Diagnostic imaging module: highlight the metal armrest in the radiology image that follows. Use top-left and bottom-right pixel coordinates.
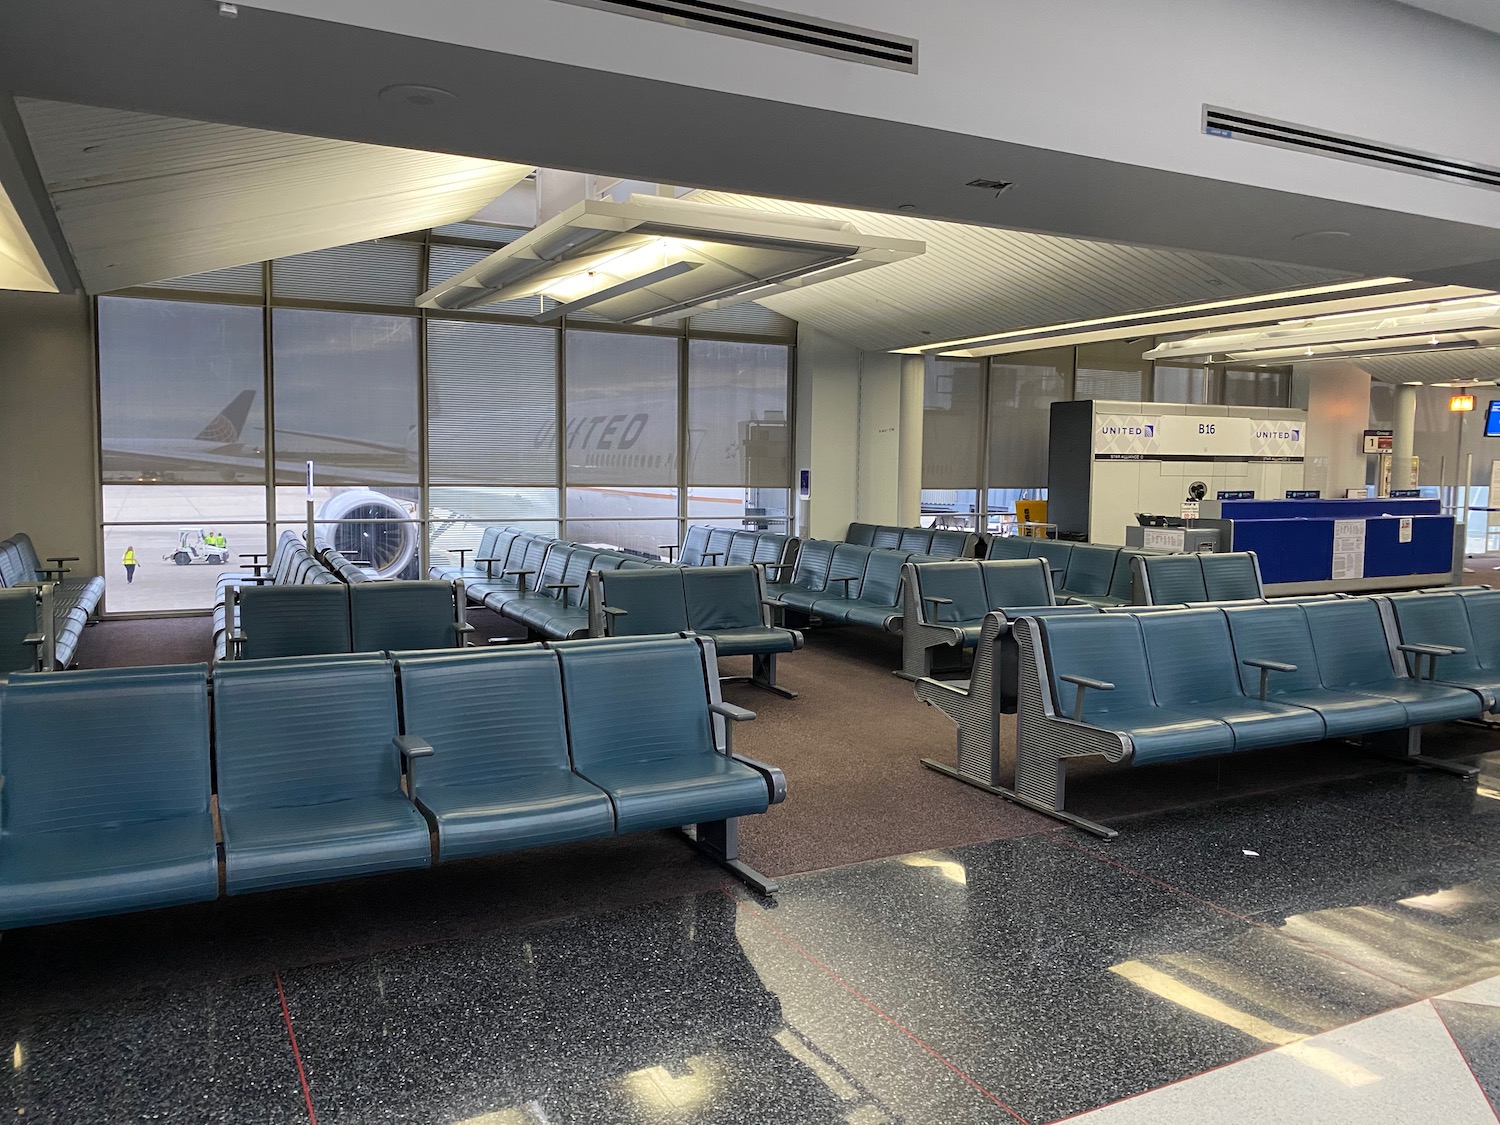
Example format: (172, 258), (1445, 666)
(659, 544), (680, 563)
(451, 547), (472, 569)
(757, 561), (794, 577)
(1059, 672), (1114, 721)
(502, 567), (536, 593)
(239, 552), (267, 563)
(827, 576), (858, 595)
(546, 582), (579, 593)
(394, 734), (434, 759)
(48, 556), (79, 566)
(731, 752), (787, 804)
(1398, 642), (1463, 680)
(602, 604), (627, 637)
(22, 632), (43, 647)
(36, 567), (69, 580)
(704, 551), (723, 565)
(1242, 657), (1296, 701)
(709, 699), (756, 757)
(474, 554), (505, 577)
(922, 594), (953, 623)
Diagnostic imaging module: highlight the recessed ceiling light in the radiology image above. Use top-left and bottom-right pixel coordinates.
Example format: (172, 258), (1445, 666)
(377, 84), (458, 109)
(1291, 230), (1351, 242)
(897, 203), (916, 211)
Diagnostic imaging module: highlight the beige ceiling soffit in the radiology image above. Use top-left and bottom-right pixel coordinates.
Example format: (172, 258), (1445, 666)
(0, 181), (56, 292)
(18, 99), (534, 292)
(418, 194), (924, 324)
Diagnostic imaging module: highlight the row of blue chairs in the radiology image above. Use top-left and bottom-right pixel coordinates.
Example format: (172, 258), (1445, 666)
(845, 522), (978, 558)
(0, 532), (101, 668)
(664, 525), (797, 569)
(986, 537), (1164, 606)
(976, 595), (1488, 836)
(0, 634), (788, 931)
(763, 540), (937, 635)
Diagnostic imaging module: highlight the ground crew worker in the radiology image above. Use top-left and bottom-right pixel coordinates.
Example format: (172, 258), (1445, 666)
(123, 545), (138, 584)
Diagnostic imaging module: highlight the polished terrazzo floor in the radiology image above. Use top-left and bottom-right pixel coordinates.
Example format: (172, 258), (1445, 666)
(8, 753), (1500, 1123)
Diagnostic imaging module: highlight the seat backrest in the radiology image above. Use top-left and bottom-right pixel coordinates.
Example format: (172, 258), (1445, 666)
(496, 532), (534, 573)
(1386, 592), (1484, 676)
(534, 543), (573, 593)
(1302, 598), (1398, 689)
(515, 536), (552, 577)
(1201, 552), (1263, 601)
(554, 549), (599, 607)
(0, 587), (40, 673)
(1, 664), (212, 834)
(554, 636), (713, 774)
(846, 522), (877, 546)
(824, 543), (873, 600)
(857, 550), (909, 607)
(1061, 544), (1117, 597)
(870, 526), (903, 549)
(898, 527), (936, 552)
(683, 566), (764, 632)
(910, 561), (990, 623)
(1222, 603), (1325, 695)
(214, 657), (400, 811)
(238, 583), (351, 659)
(981, 559), (1051, 610)
(349, 581), (456, 652)
(1140, 555), (1208, 604)
(751, 533), (789, 565)
(927, 530), (971, 559)
(1028, 541), (1074, 580)
(1457, 589), (1500, 672)
(1108, 549), (1148, 603)
(679, 525), (712, 567)
(6, 533), (41, 579)
(724, 531), (758, 566)
(704, 527), (737, 564)
(395, 645), (570, 788)
(1036, 614), (1155, 719)
(1138, 608), (1244, 706)
(597, 568), (690, 635)
(986, 536), (1034, 561)
(789, 539), (836, 589)
(475, 526), (502, 564)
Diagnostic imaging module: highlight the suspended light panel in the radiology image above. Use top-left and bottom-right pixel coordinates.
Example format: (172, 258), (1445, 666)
(417, 195), (924, 324)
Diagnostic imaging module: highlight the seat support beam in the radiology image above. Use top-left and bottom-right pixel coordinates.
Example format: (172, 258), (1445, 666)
(682, 820), (778, 895)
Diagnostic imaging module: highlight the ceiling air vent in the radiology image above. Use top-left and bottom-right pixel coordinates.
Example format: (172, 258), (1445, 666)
(1203, 106), (1500, 191)
(551, 0), (917, 71)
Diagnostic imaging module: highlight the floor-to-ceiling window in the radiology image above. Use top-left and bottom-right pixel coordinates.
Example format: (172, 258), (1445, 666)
(93, 231), (795, 614)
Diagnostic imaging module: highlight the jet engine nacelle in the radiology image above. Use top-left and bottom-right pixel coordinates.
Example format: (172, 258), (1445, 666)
(316, 489), (419, 579)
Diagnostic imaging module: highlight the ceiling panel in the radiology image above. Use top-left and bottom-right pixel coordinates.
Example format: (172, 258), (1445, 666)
(1359, 348), (1500, 384)
(689, 190), (1352, 352)
(17, 97), (533, 292)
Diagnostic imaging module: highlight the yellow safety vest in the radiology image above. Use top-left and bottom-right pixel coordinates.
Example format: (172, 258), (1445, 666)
(123, 549), (137, 565)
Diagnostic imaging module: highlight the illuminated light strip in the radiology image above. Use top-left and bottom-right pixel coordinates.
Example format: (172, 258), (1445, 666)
(893, 277), (1416, 355)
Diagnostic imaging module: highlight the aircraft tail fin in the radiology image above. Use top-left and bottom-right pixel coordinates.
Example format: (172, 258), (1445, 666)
(195, 390), (256, 443)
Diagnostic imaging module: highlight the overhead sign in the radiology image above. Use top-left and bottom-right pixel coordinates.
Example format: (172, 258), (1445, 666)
(1363, 429), (1394, 454)
(1096, 413), (1304, 462)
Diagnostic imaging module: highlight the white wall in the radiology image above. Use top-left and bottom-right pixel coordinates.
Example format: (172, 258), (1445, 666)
(794, 325), (860, 540)
(855, 350), (901, 527)
(0, 290), (98, 572)
(1296, 362), (1373, 498)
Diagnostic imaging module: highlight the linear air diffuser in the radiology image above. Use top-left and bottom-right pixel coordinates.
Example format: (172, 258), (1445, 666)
(1203, 106), (1500, 191)
(551, 0), (917, 71)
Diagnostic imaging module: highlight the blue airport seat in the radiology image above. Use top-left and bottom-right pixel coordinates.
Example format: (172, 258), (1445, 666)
(1135, 553), (1208, 604)
(927, 530), (974, 558)
(1200, 552), (1264, 601)
(725, 531), (759, 566)
(553, 636), (771, 835)
(674, 525), (712, 567)
(898, 527), (935, 552)
(214, 657), (431, 894)
(985, 536), (1034, 561)
(1383, 592), (1496, 711)
(870, 526), (903, 550)
(766, 539), (836, 609)
(845, 522), (877, 547)
(814, 549), (909, 631)
(595, 567), (690, 636)
(349, 580), (467, 652)
(1056, 543), (1117, 602)
(0, 665), (218, 929)
(0, 587), (45, 674)
(233, 582), (351, 659)
(394, 646), (615, 862)
(703, 527), (736, 566)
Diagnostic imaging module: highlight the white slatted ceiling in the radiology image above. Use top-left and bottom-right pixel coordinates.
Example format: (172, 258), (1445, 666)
(1359, 348), (1500, 384)
(18, 98), (533, 293)
(688, 190), (1350, 352)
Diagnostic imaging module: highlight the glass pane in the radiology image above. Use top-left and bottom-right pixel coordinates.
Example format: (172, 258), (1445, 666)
(1223, 368), (1292, 407)
(565, 519), (675, 560)
(988, 347), (1069, 490)
(686, 486), (790, 529)
(430, 486), (559, 568)
(98, 297), (266, 483)
(104, 522), (267, 614)
(428, 319), (558, 485)
(272, 238), (422, 305)
(983, 488), (1047, 536)
(923, 358), (983, 490)
(272, 309), (419, 485)
(686, 339), (790, 487)
(103, 484), (267, 527)
(274, 484), (420, 579)
(686, 301), (796, 339)
(566, 486), (677, 520)
(1154, 365), (1213, 404)
(151, 262), (264, 297)
(1076, 339), (1149, 401)
(564, 330), (679, 486)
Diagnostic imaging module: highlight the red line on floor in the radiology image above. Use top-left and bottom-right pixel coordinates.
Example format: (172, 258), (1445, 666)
(1431, 999), (1500, 1123)
(275, 970), (319, 1125)
(727, 891), (1032, 1125)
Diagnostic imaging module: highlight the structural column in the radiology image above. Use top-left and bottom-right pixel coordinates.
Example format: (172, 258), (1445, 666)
(1391, 383), (1418, 492)
(897, 355), (925, 527)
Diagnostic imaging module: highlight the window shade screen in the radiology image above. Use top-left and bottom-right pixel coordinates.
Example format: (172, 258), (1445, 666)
(151, 262), (265, 297)
(922, 358), (983, 490)
(427, 319), (559, 485)
(272, 239), (422, 305)
(989, 347), (1069, 489)
(1075, 339), (1149, 401)
(686, 301), (796, 339)
(98, 297), (267, 483)
(564, 330), (679, 486)
(686, 339), (789, 487)
(271, 309), (419, 485)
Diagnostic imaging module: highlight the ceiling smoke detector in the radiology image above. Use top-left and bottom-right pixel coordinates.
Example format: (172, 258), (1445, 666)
(377, 84), (459, 109)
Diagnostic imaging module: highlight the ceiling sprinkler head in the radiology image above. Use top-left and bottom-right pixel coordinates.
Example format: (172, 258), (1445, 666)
(218, 2), (238, 16)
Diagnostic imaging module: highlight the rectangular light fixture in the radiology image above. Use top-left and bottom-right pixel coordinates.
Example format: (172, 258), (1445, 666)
(1451, 393), (1476, 412)
(418, 195), (924, 324)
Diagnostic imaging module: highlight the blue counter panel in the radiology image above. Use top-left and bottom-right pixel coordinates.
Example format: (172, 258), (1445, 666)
(1363, 515), (1455, 578)
(1229, 520), (1333, 584)
(1219, 498), (1440, 521)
